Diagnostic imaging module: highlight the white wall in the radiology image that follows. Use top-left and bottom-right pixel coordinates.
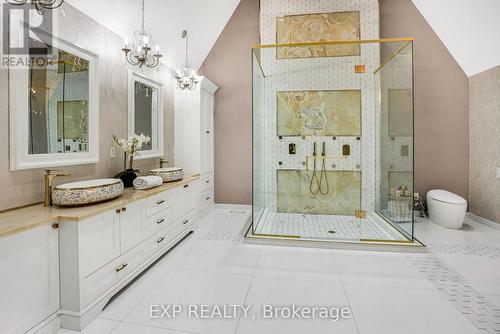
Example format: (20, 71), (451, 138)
(411, 0), (500, 76)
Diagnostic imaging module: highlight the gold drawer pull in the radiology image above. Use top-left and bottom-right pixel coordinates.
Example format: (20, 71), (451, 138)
(156, 200), (165, 205)
(183, 219), (189, 225)
(157, 218), (165, 225)
(157, 237), (165, 244)
(115, 263), (128, 272)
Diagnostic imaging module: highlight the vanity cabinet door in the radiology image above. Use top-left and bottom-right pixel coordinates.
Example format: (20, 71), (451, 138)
(200, 89), (214, 175)
(120, 200), (151, 253)
(0, 224), (59, 334)
(79, 210), (121, 278)
(204, 91), (214, 173)
(172, 181), (197, 219)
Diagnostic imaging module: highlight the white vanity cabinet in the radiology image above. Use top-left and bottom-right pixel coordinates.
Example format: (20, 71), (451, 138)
(58, 179), (199, 331)
(0, 224), (60, 334)
(175, 78), (218, 218)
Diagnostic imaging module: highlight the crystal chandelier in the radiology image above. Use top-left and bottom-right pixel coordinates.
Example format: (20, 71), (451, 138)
(6, 0), (64, 15)
(175, 30), (202, 90)
(121, 0), (162, 69)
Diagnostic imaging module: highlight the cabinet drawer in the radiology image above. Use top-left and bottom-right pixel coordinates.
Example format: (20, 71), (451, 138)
(200, 173), (214, 192)
(199, 188), (214, 213)
(175, 209), (197, 233)
(200, 188), (214, 205)
(143, 222), (180, 259)
(148, 209), (197, 259)
(146, 206), (172, 232)
(146, 191), (170, 218)
(81, 244), (145, 307)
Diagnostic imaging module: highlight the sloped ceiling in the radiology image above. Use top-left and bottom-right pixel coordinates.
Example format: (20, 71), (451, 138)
(66, 0), (241, 71)
(411, 0), (500, 77)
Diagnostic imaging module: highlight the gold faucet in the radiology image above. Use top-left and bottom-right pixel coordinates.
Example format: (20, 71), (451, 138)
(159, 158), (167, 168)
(44, 170), (71, 207)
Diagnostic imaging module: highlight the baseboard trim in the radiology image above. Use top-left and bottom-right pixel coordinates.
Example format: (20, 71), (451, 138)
(466, 212), (500, 231)
(215, 203), (252, 210)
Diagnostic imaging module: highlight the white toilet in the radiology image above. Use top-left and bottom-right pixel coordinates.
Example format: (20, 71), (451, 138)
(426, 189), (467, 229)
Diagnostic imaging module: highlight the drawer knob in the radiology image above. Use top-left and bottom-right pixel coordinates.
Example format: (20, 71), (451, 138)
(157, 237), (166, 244)
(115, 263), (128, 272)
(205, 197), (210, 200)
(157, 218), (165, 225)
(183, 184), (189, 188)
(205, 180), (210, 183)
(156, 200), (165, 205)
(183, 219), (189, 225)
(116, 209), (121, 214)
(121, 207), (127, 212)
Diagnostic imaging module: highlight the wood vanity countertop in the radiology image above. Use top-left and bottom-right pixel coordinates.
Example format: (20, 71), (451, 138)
(0, 175), (200, 238)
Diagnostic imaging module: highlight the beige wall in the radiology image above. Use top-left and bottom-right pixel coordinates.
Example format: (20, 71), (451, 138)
(380, 0), (470, 200)
(469, 66), (500, 223)
(0, 4), (175, 211)
(199, 0), (260, 205)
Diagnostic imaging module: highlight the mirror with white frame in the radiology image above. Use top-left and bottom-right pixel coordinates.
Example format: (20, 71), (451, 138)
(127, 71), (163, 159)
(9, 33), (99, 171)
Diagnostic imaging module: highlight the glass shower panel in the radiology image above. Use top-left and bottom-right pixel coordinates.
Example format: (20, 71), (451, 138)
(252, 40), (414, 243)
(252, 49), (266, 233)
(375, 41), (414, 239)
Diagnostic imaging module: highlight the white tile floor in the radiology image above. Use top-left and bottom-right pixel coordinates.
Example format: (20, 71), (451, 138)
(254, 209), (405, 241)
(56, 209), (500, 334)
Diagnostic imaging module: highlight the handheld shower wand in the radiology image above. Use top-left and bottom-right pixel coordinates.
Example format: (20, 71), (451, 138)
(309, 142), (320, 195)
(318, 142), (329, 195)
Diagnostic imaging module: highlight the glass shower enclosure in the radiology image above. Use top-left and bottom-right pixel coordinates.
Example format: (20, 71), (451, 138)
(250, 38), (417, 245)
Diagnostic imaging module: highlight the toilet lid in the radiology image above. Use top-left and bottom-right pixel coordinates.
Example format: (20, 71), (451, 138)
(428, 189), (467, 205)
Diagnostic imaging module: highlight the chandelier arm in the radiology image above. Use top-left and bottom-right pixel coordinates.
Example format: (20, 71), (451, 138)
(145, 55), (159, 69)
(40, 0), (64, 8)
(126, 51), (140, 66)
(7, 0), (28, 4)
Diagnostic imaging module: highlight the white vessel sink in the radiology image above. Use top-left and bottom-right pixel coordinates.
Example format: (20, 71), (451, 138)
(52, 178), (124, 207)
(150, 167), (184, 183)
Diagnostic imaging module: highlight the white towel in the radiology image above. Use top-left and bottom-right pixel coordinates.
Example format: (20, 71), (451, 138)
(133, 176), (163, 190)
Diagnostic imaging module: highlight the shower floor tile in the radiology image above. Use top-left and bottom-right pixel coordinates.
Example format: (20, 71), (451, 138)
(254, 209), (405, 241)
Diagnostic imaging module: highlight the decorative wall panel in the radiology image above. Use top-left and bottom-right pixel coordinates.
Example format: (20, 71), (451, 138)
(277, 90), (361, 136)
(277, 169), (361, 215)
(276, 11), (361, 59)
